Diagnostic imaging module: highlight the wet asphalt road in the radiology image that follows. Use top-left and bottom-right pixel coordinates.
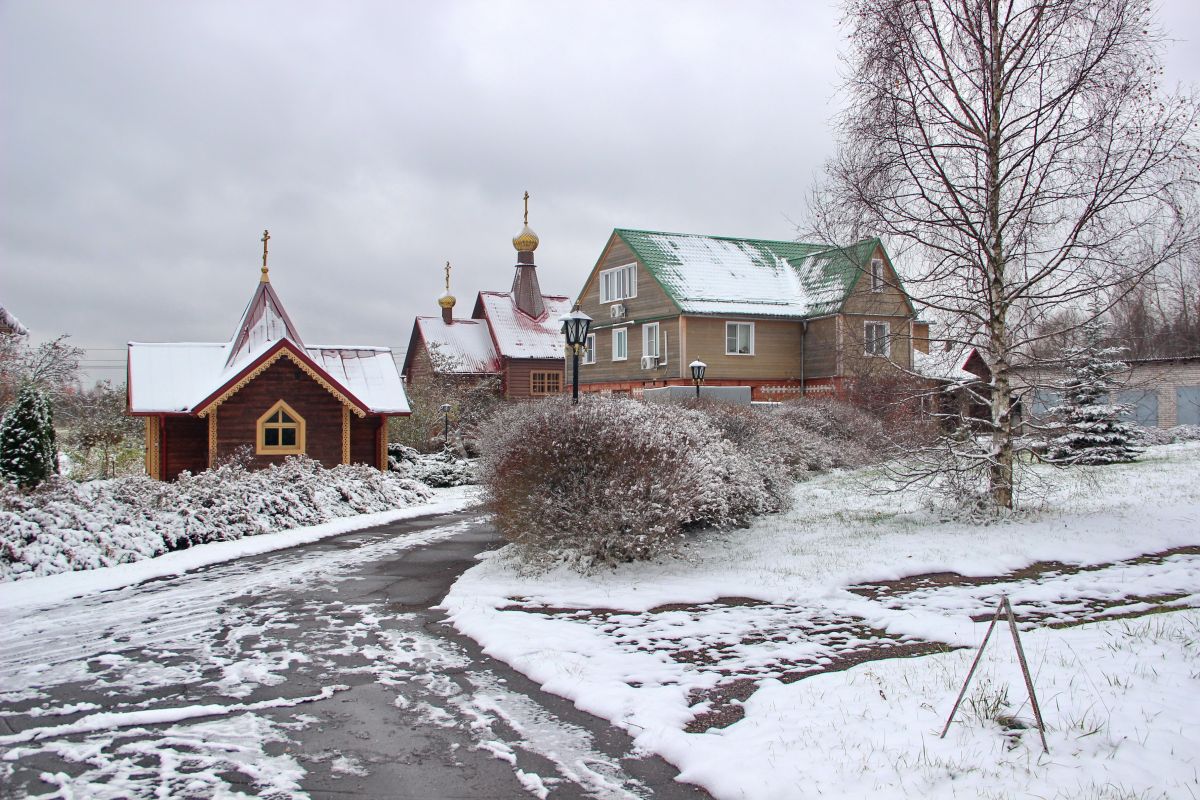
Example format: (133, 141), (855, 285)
(0, 509), (712, 800)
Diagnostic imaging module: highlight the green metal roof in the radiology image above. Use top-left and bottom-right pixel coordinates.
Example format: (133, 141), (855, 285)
(613, 229), (885, 318)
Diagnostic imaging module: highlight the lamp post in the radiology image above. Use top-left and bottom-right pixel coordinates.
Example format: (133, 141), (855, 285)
(690, 360), (707, 399)
(560, 305), (593, 405)
(440, 403), (451, 447)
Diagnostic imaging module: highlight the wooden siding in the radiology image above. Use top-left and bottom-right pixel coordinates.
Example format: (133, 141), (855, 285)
(577, 235), (682, 385)
(215, 359), (348, 469)
(504, 357), (567, 399)
(841, 244), (915, 374)
(683, 317), (804, 381)
(162, 416), (207, 481)
(350, 412), (382, 466)
(802, 317), (839, 378)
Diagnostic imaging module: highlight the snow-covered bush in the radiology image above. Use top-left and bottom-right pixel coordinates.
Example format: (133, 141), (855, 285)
(0, 456), (433, 582)
(480, 397), (791, 568)
(1136, 425), (1200, 446)
(388, 443), (477, 487)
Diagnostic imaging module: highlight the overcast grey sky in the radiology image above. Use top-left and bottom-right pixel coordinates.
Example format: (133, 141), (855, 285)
(2, 0), (1197, 383)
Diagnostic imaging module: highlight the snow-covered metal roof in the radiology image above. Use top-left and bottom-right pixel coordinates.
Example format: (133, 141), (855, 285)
(476, 291), (572, 360)
(128, 280), (409, 414)
(613, 230), (883, 318)
(0, 305), (27, 336)
(127, 342), (231, 412)
(913, 346), (983, 384)
(413, 317), (500, 374)
(306, 346), (410, 413)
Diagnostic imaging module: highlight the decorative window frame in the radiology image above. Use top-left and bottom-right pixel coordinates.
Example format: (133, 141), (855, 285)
(870, 258), (885, 292)
(599, 263), (637, 304)
(612, 327), (629, 361)
(583, 333), (596, 365)
(530, 370), (563, 396)
(257, 399), (306, 455)
(864, 321), (890, 357)
(725, 321), (755, 356)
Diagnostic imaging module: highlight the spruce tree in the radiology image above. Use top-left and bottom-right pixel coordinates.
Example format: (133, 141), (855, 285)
(0, 384), (58, 488)
(1046, 318), (1141, 466)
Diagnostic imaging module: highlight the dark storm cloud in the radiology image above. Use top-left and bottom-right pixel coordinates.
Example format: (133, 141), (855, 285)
(1, 0), (1195, 381)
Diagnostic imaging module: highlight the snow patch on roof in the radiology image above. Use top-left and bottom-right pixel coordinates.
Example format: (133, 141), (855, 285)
(415, 318), (500, 374)
(478, 292), (572, 360)
(619, 231), (859, 318)
(0, 306), (28, 336)
(127, 343), (230, 412)
(913, 347), (981, 383)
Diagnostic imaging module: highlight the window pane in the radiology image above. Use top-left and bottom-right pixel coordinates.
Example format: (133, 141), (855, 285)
(281, 428), (297, 446)
(270, 411), (283, 423)
(265, 428), (280, 446)
(279, 411), (294, 424)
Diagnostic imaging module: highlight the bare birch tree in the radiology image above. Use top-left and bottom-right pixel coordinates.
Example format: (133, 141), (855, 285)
(811, 0), (1199, 508)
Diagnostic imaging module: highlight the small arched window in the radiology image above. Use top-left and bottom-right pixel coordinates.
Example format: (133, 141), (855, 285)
(257, 400), (305, 455)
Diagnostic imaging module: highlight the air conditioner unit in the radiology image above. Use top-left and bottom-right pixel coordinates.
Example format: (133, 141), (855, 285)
(610, 304), (626, 319)
(640, 355), (658, 369)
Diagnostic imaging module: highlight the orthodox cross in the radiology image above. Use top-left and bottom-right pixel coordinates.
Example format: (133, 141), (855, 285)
(523, 191), (530, 225)
(260, 229), (271, 282)
(444, 261), (451, 292)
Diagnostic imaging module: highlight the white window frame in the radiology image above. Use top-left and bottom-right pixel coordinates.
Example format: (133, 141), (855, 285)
(582, 333), (596, 365)
(870, 258), (885, 292)
(725, 321), (755, 356)
(612, 327), (628, 361)
(599, 263), (637, 304)
(642, 322), (659, 361)
(865, 321), (890, 357)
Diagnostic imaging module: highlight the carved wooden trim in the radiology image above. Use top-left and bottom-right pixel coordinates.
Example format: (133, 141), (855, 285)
(144, 416), (161, 480)
(341, 406), (351, 465)
(207, 410), (217, 468)
(198, 348), (366, 418)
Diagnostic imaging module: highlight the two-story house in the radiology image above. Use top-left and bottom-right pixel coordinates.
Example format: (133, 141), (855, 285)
(574, 229), (919, 400)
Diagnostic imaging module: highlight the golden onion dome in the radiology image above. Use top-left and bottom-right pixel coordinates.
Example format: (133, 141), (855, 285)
(512, 223), (539, 253)
(437, 291), (456, 309)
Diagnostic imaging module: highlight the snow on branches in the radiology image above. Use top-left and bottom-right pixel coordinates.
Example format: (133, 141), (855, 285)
(479, 396), (881, 569)
(1046, 319), (1142, 466)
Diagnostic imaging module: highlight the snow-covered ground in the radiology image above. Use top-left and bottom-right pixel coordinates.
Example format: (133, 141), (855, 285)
(0, 508), (659, 799)
(443, 443), (1200, 800)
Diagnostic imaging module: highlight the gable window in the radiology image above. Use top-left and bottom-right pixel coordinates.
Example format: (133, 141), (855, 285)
(643, 322), (659, 362)
(871, 258), (885, 292)
(612, 327), (628, 361)
(600, 263), (637, 304)
(582, 333), (596, 365)
(725, 321), (754, 355)
(865, 321), (890, 356)
(257, 400), (305, 455)
(530, 371), (562, 396)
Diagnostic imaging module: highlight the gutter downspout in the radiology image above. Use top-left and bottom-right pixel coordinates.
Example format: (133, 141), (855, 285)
(800, 319), (808, 397)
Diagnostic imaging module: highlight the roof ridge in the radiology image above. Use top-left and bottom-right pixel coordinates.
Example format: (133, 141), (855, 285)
(615, 227), (832, 249)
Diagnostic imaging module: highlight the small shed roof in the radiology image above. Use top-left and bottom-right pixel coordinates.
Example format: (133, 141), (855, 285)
(476, 291), (572, 360)
(0, 305), (28, 336)
(913, 346), (985, 384)
(613, 229), (886, 319)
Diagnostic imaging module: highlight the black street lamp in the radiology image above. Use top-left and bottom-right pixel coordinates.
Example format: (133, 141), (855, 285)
(690, 360), (707, 398)
(561, 305), (593, 405)
(440, 403), (451, 446)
